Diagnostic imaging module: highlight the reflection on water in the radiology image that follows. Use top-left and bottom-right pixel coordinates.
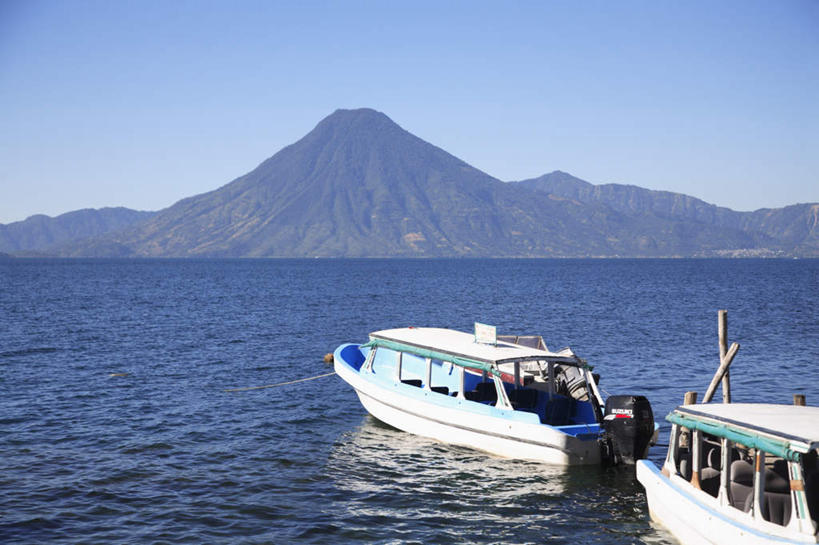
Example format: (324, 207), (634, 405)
(323, 416), (677, 544)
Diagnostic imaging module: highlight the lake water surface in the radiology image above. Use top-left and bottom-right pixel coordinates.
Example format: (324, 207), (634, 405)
(2, 258), (817, 544)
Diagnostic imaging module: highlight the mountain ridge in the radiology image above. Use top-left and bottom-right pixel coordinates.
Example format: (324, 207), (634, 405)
(513, 171), (819, 254)
(5, 108), (816, 257)
(0, 207), (156, 254)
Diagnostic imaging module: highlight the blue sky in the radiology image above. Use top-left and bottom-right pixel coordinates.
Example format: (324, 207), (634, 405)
(1, 0), (817, 224)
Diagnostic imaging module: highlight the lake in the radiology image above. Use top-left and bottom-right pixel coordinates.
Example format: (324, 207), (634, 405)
(2, 258), (817, 544)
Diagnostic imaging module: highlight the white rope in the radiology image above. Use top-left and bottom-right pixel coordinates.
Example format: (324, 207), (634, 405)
(225, 371), (336, 392)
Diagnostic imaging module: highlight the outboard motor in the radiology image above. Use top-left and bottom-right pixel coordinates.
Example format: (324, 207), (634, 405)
(602, 395), (654, 465)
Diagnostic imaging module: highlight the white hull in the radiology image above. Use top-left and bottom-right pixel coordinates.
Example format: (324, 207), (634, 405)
(637, 461), (818, 545)
(336, 357), (601, 466)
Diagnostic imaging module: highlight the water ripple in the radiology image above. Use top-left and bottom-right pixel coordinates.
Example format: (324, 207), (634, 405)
(1, 258), (816, 544)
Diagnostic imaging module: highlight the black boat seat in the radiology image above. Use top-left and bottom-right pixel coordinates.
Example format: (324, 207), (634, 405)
(465, 382), (497, 403)
(430, 386), (449, 395)
(676, 447), (691, 480)
(759, 465), (791, 525)
(762, 491), (792, 526)
(765, 467), (790, 493)
(729, 460), (754, 511)
(544, 396), (571, 426)
(698, 446), (726, 497)
(509, 388), (538, 410)
(706, 447), (720, 469)
(804, 459), (819, 524)
(401, 379), (422, 388)
(701, 467), (721, 497)
(705, 446), (739, 470)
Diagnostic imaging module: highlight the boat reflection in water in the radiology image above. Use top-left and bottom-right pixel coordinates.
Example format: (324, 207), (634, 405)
(322, 417), (675, 544)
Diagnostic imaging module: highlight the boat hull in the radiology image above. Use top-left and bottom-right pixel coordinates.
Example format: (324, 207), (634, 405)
(335, 344), (602, 466)
(636, 460), (818, 545)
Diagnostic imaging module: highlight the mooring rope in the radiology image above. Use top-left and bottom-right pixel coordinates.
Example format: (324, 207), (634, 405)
(224, 371), (336, 392)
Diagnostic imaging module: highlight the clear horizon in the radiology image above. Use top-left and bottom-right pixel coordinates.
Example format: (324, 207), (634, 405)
(1, 0), (817, 224)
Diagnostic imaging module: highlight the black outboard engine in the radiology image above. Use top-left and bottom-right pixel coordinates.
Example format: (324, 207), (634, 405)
(602, 395), (654, 465)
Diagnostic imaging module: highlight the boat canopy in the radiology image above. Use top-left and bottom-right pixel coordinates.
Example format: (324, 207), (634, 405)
(364, 327), (584, 377)
(667, 403), (819, 462)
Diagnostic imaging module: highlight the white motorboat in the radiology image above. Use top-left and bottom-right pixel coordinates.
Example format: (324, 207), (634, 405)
(334, 325), (656, 466)
(637, 403), (819, 544)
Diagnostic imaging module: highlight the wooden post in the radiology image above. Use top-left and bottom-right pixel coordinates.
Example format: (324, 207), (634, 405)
(794, 394), (806, 406)
(702, 342), (740, 403)
(684, 391), (698, 405)
(718, 310), (731, 403)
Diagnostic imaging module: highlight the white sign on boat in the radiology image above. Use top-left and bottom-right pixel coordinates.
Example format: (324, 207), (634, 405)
(474, 322), (497, 345)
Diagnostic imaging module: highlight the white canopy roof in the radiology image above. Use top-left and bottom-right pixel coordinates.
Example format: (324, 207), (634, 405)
(677, 403), (819, 448)
(369, 327), (582, 366)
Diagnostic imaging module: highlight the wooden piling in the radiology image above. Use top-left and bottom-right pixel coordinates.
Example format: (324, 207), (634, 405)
(684, 391), (698, 405)
(718, 310), (731, 403)
(794, 394), (806, 406)
(702, 342), (740, 403)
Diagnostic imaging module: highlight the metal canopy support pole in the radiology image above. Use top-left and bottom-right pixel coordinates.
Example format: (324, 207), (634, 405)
(752, 450), (766, 521)
(394, 351), (402, 381)
(425, 357), (432, 390)
(691, 430), (702, 490)
(457, 366), (465, 399)
(719, 438), (731, 506)
(547, 362), (555, 399)
(493, 375), (512, 409)
(365, 347), (376, 372)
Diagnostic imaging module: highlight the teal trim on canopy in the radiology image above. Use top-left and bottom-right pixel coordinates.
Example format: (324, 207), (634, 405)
(362, 338), (502, 377)
(667, 412), (802, 462)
